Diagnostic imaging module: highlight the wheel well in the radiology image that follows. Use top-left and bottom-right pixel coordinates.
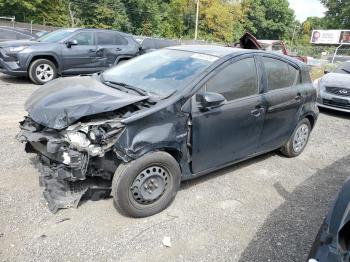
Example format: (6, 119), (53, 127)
(161, 148), (182, 163)
(305, 115), (315, 129)
(30, 55), (59, 70)
(116, 57), (130, 64)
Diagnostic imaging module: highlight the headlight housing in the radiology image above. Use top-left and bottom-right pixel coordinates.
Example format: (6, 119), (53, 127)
(87, 127), (106, 144)
(7, 46), (28, 53)
(65, 131), (90, 148)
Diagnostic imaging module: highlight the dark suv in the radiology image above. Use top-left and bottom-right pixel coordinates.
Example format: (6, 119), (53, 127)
(0, 28), (140, 84)
(17, 46), (319, 217)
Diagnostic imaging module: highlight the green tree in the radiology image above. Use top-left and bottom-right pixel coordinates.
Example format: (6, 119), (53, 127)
(242, 0), (295, 39)
(71, 0), (130, 30)
(0, 0), (43, 22)
(321, 0), (350, 28)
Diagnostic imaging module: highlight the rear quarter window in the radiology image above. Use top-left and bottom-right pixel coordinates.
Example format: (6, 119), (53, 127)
(96, 32), (128, 45)
(263, 57), (299, 91)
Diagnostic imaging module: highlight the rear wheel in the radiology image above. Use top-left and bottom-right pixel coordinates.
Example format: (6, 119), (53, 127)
(280, 118), (311, 157)
(29, 59), (57, 85)
(112, 151), (181, 218)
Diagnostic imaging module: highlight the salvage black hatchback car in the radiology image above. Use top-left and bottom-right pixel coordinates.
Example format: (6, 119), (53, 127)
(17, 45), (319, 217)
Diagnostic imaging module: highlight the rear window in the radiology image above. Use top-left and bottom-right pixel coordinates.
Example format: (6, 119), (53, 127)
(96, 32), (128, 45)
(262, 57), (299, 91)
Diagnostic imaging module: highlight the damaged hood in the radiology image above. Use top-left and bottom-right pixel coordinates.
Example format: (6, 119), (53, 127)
(25, 76), (149, 129)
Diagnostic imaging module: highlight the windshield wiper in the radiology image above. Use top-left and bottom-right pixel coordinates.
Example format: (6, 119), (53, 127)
(110, 81), (149, 96)
(101, 75), (148, 96)
(341, 68), (350, 74)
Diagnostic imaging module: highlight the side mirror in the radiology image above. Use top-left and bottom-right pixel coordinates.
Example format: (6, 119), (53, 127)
(66, 39), (78, 48)
(196, 92), (226, 110)
(324, 69), (330, 74)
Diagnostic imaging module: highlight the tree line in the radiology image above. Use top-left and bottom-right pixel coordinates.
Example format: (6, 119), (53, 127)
(0, 0), (346, 45)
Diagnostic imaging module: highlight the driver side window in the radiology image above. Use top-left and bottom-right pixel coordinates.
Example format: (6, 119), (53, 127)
(70, 32), (94, 45)
(204, 57), (258, 101)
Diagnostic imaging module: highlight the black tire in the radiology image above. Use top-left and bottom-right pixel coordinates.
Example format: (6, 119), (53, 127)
(280, 118), (311, 158)
(112, 151), (181, 218)
(28, 59), (57, 85)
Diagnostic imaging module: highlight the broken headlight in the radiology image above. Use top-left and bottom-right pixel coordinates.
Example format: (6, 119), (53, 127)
(87, 127), (106, 144)
(65, 131), (91, 148)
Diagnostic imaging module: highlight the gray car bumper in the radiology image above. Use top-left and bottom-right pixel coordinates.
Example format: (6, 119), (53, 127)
(0, 49), (27, 76)
(317, 92), (350, 113)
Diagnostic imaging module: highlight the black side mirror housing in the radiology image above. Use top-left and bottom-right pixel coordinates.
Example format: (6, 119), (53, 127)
(324, 69), (330, 74)
(66, 39), (78, 48)
(196, 92), (226, 110)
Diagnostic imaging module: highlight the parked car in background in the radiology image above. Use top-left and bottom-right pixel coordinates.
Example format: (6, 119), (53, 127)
(32, 30), (49, 38)
(0, 28), (141, 84)
(308, 177), (350, 262)
(0, 26), (36, 42)
(134, 36), (180, 53)
(315, 61), (350, 113)
(17, 45), (318, 217)
(237, 32), (308, 63)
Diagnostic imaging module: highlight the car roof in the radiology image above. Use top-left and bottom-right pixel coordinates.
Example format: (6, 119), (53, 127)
(167, 45), (307, 69)
(76, 28), (127, 34)
(167, 45), (250, 58)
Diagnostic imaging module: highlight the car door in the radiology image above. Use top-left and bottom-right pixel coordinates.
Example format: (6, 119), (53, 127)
(61, 31), (97, 74)
(191, 55), (266, 174)
(95, 31), (128, 69)
(257, 55), (304, 152)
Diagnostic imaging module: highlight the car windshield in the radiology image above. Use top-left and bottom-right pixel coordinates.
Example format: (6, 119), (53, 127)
(334, 62), (350, 74)
(37, 29), (76, 43)
(102, 49), (217, 98)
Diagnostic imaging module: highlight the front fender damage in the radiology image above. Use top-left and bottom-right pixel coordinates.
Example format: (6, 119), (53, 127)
(17, 102), (192, 213)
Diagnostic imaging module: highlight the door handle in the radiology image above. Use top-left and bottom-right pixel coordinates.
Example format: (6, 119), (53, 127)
(250, 107), (265, 117)
(88, 49), (96, 53)
(115, 48), (122, 51)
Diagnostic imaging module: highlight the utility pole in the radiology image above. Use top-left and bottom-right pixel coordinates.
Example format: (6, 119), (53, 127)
(195, 0), (199, 40)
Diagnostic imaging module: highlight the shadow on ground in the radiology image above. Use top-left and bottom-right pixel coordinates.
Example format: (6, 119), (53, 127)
(239, 154), (350, 262)
(180, 151), (275, 190)
(319, 107), (350, 120)
(0, 74), (31, 85)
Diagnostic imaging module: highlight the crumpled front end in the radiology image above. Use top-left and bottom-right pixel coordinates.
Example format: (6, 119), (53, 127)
(16, 116), (125, 213)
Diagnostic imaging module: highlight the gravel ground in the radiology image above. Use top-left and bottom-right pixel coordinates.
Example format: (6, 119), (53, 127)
(0, 73), (349, 262)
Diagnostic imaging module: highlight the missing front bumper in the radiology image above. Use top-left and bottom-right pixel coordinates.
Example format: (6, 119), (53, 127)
(38, 159), (112, 213)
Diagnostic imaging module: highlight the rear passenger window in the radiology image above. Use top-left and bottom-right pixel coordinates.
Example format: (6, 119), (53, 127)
(262, 57), (299, 91)
(96, 32), (127, 45)
(114, 33), (128, 45)
(206, 58), (258, 101)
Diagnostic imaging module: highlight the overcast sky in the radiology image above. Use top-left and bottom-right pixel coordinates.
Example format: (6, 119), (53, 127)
(288, 0), (327, 22)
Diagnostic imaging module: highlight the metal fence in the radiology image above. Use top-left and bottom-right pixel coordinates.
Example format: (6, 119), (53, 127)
(0, 19), (60, 33)
(289, 44), (350, 64)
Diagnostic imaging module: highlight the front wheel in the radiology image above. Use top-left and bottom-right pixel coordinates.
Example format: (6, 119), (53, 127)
(280, 118), (311, 158)
(112, 151), (181, 218)
(28, 59), (57, 85)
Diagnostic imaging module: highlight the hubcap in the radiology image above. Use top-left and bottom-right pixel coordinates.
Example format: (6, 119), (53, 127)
(293, 124), (309, 153)
(130, 166), (169, 204)
(35, 64), (54, 82)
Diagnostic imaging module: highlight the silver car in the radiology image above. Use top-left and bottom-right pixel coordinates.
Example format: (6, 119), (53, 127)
(316, 61), (350, 112)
